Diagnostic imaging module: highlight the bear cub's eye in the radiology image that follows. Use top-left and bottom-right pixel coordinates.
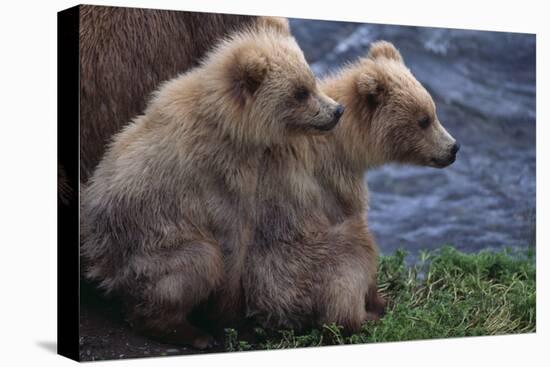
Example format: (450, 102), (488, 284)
(418, 116), (431, 129)
(294, 87), (310, 101)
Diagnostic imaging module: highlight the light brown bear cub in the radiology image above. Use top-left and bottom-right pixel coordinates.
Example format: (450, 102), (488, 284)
(244, 41), (458, 332)
(80, 28), (342, 349)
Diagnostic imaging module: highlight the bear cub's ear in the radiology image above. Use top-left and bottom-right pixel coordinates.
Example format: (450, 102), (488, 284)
(256, 16), (291, 35)
(356, 64), (388, 109)
(367, 41), (403, 63)
(234, 46), (269, 95)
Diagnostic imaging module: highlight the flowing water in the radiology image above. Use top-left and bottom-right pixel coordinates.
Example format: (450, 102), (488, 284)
(290, 19), (536, 256)
(79, 18), (536, 360)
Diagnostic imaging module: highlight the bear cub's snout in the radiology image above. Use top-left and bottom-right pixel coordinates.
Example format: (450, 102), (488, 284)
(451, 142), (460, 157)
(315, 103), (345, 132)
(432, 141), (460, 167)
(446, 141), (461, 165)
(333, 104), (345, 120)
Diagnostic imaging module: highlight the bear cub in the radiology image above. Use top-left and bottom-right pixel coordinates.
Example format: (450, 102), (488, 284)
(80, 27), (342, 349)
(244, 41), (459, 333)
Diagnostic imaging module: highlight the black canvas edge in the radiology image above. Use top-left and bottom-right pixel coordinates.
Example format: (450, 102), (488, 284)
(57, 4), (80, 362)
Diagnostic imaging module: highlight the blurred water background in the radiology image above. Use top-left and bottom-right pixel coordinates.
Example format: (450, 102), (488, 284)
(289, 19), (536, 256)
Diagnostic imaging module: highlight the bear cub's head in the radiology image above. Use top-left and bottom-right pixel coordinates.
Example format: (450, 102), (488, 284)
(210, 28), (343, 145)
(349, 41), (459, 168)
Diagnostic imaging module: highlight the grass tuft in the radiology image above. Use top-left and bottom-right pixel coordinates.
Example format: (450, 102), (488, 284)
(225, 246), (535, 351)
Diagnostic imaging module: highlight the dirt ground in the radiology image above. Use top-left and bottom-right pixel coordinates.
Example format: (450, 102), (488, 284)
(79, 283), (225, 361)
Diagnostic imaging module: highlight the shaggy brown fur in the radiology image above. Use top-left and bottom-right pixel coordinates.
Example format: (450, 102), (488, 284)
(244, 41), (458, 332)
(79, 5), (289, 182)
(80, 27), (340, 349)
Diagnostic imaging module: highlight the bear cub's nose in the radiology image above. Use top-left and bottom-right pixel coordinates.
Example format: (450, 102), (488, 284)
(333, 104), (345, 119)
(450, 142), (461, 156)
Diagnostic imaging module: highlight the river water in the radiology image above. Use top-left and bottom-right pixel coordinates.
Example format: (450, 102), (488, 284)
(77, 17), (537, 361)
(290, 19), (536, 256)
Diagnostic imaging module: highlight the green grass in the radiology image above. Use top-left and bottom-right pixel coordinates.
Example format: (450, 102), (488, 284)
(224, 246), (536, 351)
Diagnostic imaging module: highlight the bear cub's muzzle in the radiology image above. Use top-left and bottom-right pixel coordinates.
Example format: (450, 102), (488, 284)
(432, 141), (460, 167)
(314, 104), (345, 132)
